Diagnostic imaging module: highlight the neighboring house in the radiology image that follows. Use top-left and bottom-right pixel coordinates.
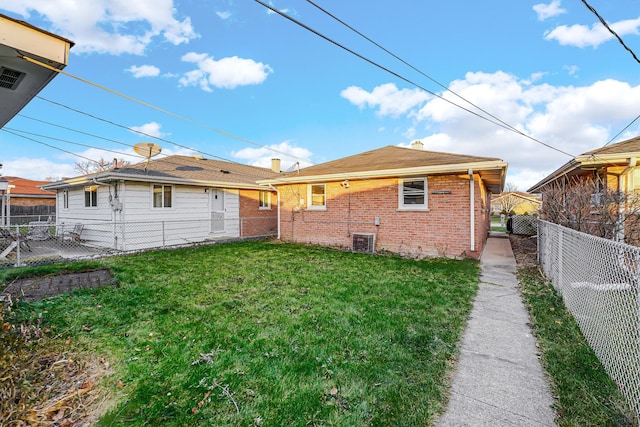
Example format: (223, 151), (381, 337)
(529, 136), (640, 197)
(41, 155), (279, 251)
(528, 136), (640, 242)
(491, 192), (541, 215)
(1, 176), (56, 223)
(0, 13), (73, 127)
(259, 142), (508, 259)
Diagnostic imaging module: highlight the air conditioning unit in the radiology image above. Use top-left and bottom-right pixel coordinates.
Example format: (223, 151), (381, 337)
(352, 233), (376, 254)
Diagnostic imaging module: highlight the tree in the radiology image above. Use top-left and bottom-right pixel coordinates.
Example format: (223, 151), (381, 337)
(74, 157), (130, 175)
(496, 193), (520, 214)
(538, 176), (640, 246)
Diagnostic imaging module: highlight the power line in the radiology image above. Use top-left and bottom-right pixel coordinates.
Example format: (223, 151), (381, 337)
(306, 0), (527, 140)
(580, 0), (640, 65)
(254, 0), (576, 158)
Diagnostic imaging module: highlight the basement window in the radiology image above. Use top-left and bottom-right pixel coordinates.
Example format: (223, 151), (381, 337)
(0, 67), (26, 90)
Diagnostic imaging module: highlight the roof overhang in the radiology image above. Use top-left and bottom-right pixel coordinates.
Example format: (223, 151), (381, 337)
(40, 172), (272, 192)
(0, 14), (73, 128)
(528, 152), (640, 193)
(258, 160), (508, 193)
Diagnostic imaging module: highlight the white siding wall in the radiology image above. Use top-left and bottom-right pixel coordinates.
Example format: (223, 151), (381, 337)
(54, 183), (242, 251)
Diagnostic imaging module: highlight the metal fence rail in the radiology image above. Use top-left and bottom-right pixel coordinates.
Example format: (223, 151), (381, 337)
(0, 216), (277, 268)
(538, 220), (640, 419)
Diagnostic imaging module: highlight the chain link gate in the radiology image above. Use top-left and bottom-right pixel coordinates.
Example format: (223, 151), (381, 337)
(538, 220), (640, 419)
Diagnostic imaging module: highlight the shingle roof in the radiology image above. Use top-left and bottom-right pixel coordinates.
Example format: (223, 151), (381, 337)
(2, 176), (55, 197)
(582, 136), (640, 156)
(284, 145), (503, 177)
(42, 155), (279, 190)
(115, 155), (278, 185)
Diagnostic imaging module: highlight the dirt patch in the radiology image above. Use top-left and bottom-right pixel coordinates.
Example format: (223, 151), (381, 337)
(509, 234), (539, 267)
(2, 269), (114, 302)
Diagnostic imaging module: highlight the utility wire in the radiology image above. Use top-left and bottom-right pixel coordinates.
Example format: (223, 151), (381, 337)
(1, 129), (102, 166)
(306, 0), (527, 139)
(603, 113), (640, 147)
(18, 54), (315, 165)
(580, 0), (640, 65)
(254, 0), (576, 158)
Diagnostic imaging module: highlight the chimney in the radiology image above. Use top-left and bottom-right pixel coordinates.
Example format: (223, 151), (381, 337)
(411, 140), (424, 150)
(271, 158), (281, 173)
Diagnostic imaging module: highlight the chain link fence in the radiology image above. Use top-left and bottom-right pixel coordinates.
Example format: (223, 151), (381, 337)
(510, 215), (538, 236)
(0, 216), (277, 268)
(538, 220), (640, 419)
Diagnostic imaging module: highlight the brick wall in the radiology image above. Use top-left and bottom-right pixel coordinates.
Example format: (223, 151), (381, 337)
(238, 189), (278, 237)
(9, 196), (56, 207)
(276, 175), (490, 259)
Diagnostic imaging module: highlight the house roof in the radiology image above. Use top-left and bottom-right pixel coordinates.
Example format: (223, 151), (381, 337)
(528, 135), (640, 193)
(1, 176), (55, 198)
(491, 192), (541, 205)
(41, 155), (279, 191)
(259, 145), (508, 193)
(0, 14), (74, 128)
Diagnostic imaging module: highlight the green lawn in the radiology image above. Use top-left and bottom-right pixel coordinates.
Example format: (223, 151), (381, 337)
(4, 240), (480, 426)
(517, 266), (635, 426)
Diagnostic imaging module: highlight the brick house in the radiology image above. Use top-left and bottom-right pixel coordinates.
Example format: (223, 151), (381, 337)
(1, 176), (56, 223)
(260, 143), (507, 259)
(41, 155), (278, 250)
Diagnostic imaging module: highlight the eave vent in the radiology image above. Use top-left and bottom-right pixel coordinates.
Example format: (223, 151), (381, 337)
(352, 233), (375, 254)
(0, 67), (26, 90)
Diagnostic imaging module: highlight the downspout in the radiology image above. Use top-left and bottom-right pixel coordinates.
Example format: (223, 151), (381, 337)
(469, 169), (475, 252)
(269, 185), (281, 239)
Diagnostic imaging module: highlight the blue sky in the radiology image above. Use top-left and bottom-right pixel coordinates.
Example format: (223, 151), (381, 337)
(1, 0), (640, 191)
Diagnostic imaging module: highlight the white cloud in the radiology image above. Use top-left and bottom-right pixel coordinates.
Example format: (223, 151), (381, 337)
(563, 65), (579, 76)
(2, 157), (76, 181)
(340, 83), (430, 117)
(0, 0), (198, 55)
(545, 17), (640, 48)
(232, 141), (313, 171)
(179, 52), (273, 91)
(127, 65), (161, 78)
(129, 122), (167, 138)
(344, 72), (640, 191)
(533, 0), (566, 21)
(216, 11), (231, 20)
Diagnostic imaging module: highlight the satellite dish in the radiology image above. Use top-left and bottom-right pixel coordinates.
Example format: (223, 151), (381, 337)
(133, 142), (162, 171)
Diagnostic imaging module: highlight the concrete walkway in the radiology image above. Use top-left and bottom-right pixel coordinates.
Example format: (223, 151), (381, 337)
(437, 234), (556, 426)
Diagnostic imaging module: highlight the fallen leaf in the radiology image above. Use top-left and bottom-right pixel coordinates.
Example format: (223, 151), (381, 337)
(82, 325), (91, 332)
(330, 387), (338, 395)
(117, 381), (124, 388)
(192, 407), (199, 414)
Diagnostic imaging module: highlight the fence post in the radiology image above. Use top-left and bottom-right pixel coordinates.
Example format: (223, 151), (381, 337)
(557, 227), (563, 291)
(14, 224), (20, 267)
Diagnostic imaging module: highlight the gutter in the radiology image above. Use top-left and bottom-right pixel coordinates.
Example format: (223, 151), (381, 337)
(257, 160), (507, 185)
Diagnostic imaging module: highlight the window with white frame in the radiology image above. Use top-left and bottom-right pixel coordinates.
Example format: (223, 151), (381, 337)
(259, 190), (271, 209)
(398, 178), (428, 209)
(153, 184), (172, 208)
(62, 190), (69, 209)
(308, 183), (326, 209)
(84, 187), (97, 207)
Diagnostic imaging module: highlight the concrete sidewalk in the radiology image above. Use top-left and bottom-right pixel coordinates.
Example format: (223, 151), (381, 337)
(437, 235), (556, 426)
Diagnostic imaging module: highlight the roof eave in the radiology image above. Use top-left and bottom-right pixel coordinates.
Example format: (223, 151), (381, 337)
(258, 160), (508, 185)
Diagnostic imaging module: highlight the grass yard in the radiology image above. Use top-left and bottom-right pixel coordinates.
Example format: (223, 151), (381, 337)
(2, 240), (479, 426)
(517, 265), (636, 426)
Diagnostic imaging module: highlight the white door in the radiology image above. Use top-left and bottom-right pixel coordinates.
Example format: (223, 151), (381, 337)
(210, 189), (225, 233)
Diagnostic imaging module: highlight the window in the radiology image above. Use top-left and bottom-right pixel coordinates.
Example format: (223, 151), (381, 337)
(62, 190), (69, 209)
(84, 187), (97, 207)
(308, 184), (326, 209)
(259, 191), (271, 209)
(153, 184), (172, 208)
(398, 178), (428, 210)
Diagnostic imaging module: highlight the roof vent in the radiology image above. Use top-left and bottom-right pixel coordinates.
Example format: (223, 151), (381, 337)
(0, 67), (26, 90)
